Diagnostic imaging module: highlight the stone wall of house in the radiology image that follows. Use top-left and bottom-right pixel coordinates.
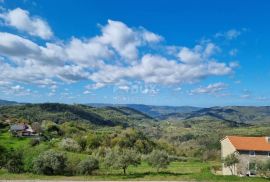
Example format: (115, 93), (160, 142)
(221, 137), (237, 175)
(237, 150), (270, 175)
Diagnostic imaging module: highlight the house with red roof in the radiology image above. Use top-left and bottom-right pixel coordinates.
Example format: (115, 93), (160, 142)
(221, 136), (270, 176)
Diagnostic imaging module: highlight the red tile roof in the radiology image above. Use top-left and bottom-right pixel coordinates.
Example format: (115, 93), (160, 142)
(227, 136), (270, 152)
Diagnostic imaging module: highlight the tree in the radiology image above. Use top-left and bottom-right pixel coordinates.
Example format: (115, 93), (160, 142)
(33, 150), (67, 175)
(223, 153), (239, 175)
(257, 160), (270, 177)
(5, 149), (24, 173)
(59, 138), (80, 152)
(104, 148), (141, 175)
(0, 145), (8, 169)
(31, 122), (42, 134)
(76, 136), (87, 151)
(77, 156), (99, 175)
(146, 150), (170, 172)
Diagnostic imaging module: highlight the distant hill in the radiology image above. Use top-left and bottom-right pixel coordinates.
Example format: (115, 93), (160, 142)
(0, 103), (156, 128)
(160, 106), (270, 124)
(0, 99), (18, 106)
(88, 103), (201, 118)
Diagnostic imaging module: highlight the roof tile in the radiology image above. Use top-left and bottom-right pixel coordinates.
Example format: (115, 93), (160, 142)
(227, 136), (270, 152)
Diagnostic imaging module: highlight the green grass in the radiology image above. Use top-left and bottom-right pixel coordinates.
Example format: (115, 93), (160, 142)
(0, 161), (269, 181)
(0, 129), (31, 149)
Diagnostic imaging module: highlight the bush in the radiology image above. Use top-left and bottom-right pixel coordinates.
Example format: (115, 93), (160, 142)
(59, 138), (80, 152)
(0, 145), (8, 169)
(29, 138), (40, 146)
(33, 150), (67, 175)
(76, 137), (87, 151)
(146, 150), (170, 172)
(257, 160), (270, 177)
(77, 156), (99, 175)
(6, 150), (24, 173)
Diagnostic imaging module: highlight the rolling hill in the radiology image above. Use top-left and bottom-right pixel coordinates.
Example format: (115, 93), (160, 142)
(0, 103), (156, 128)
(160, 106), (270, 124)
(88, 103), (201, 118)
(0, 99), (18, 106)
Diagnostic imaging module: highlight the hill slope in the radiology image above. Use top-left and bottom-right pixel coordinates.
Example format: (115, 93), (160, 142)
(160, 106), (270, 124)
(0, 103), (156, 128)
(88, 103), (201, 118)
(0, 99), (18, 106)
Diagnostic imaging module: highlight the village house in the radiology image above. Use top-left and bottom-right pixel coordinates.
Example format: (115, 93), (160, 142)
(10, 123), (36, 137)
(221, 136), (270, 176)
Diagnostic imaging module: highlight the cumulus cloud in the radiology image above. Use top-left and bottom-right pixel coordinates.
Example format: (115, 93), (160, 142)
(90, 54), (234, 85)
(0, 13), (237, 95)
(190, 82), (228, 95)
(0, 84), (32, 96)
(0, 8), (53, 39)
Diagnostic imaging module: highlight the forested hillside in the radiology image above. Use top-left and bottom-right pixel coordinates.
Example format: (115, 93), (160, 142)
(1, 103), (270, 180)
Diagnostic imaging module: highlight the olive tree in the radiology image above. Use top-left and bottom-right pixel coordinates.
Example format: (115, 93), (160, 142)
(59, 138), (80, 152)
(223, 153), (239, 175)
(77, 156), (99, 175)
(5, 149), (24, 173)
(104, 148), (141, 175)
(33, 150), (67, 175)
(146, 150), (170, 172)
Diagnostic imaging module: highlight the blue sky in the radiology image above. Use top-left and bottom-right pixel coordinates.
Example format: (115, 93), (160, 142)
(0, 0), (270, 107)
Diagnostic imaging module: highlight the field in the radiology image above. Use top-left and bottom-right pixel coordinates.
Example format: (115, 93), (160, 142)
(0, 161), (268, 181)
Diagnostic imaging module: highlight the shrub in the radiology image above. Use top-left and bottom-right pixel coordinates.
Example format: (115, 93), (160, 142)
(59, 138), (80, 152)
(76, 136), (87, 151)
(146, 150), (170, 172)
(257, 160), (270, 177)
(77, 156), (99, 175)
(29, 138), (40, 146)
(0, 145), (8, 169)
(6, 150), (24, 173)
(33, 150), (67, 175)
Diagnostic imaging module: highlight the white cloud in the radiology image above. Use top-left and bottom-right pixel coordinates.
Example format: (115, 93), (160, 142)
(90, 54), (233, 85)
(190, 82), (228, 95)
(83, 90), (91, 94)
(177, 43), (219, 64)
(1, 84), (32, 96)
(240, 94), (251, 99)
(65, 37), (112, 66)
(0, 18), (237, 94)
(117, 85), (130, 92)
(215, 29), (241, 40)
(97, 19), (162, 61)
(0, 8), (53, 39)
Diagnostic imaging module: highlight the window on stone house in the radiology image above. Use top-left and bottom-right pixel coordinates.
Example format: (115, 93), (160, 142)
(249, 151), (256, 157)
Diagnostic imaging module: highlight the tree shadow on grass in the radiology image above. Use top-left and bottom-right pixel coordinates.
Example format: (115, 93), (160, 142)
(112, 171), (191, 179)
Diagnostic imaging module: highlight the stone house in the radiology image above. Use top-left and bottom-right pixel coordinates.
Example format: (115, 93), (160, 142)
(221, 136), (270, 176)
